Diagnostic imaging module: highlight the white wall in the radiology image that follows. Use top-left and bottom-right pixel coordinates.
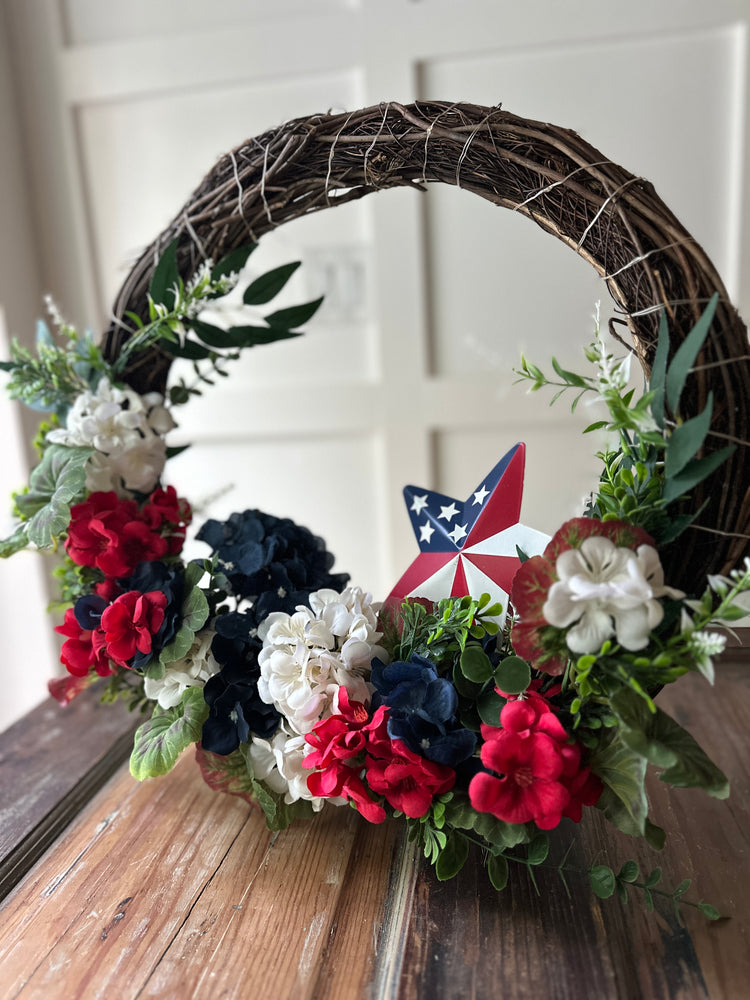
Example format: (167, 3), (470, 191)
(1, 0), (748, 730)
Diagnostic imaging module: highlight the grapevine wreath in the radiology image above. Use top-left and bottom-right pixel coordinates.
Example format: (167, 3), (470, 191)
(2, 102), (749, 915)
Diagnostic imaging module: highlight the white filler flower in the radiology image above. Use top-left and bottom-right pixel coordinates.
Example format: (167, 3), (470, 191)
(257, 586), (388, 735)
(47, 376), (175, 495)
(143, 631), (220, 709)
(543, 536), (682, 654)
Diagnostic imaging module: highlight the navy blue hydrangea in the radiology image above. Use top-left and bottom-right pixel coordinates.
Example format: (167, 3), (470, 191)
(371, 654), (477, 767)
(200, 609), (281, 756)
(196, 509), (349, 614)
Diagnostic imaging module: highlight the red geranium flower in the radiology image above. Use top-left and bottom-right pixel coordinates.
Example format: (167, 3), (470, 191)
(304, 688), (387, 823)
(55, 607), (113, 678)
(510, 517), (654, 674)
(100, 589), (167, 666)
(469, 686), (601, 830)
(142, 485), (192, 555)
(66, 491), (170, 577)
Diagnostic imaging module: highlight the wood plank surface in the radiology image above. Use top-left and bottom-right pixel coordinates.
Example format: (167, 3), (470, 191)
(0, 653), (747, 999)
(0, 689), (140, 900)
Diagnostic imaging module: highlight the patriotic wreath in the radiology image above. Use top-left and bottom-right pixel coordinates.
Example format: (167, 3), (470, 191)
(2, 103), (749, 919)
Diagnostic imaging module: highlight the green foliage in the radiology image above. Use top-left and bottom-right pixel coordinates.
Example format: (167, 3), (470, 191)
(129, 687), (209, 780)
(592, 860), (722, 921)
(515, 297), (735, 545)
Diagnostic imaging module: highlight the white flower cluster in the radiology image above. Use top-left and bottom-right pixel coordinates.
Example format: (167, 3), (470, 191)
(543, 537), (683, 654)
(143, 631), (220, 709)
(251, 587), (387, 811)
(47, 376), (175, 496)
(257, 586), (386, 734)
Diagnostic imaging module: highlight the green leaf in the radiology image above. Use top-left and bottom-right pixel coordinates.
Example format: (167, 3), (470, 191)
(661, 445), (735, 505)
(650, 309), (670, 428)
(477, 688), (505, 727)
(0, 523), (29, 558)
(181, 585), (210, 632)
(665, 293), (718, 414)
(591, 730), (649, 838)
(589, 865), (616, 899)
(645, 867), (662, 887)
(610, 689), (729, 798)
(434, 832), (470, 881)
(460, 645), (493, 683)
(664, 395), (713, 479)
(697, 902), (721, 920)
(195, 744), (255, 801)
(618, 860), (639, 883)
(169, 339), (213, 361)
(210, 243), (257, 283)
(264, 296), (323, 330)
(189, 319), (242, 349)
(16, 445), (92, 548)
(493, 655), (531, 695)
(243, 261), (301, 305)
(129, 687), (209, 780)
(526, 834), (549, 866)
(452, 660), (483, 699)
(488, 853), (509, 891)
(444, 795), (528, 851)
(222, 325), (301, 348)
(149, 238), (180, 309)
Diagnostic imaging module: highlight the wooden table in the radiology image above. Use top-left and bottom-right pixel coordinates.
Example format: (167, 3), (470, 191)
(1, 643), (748, 1000)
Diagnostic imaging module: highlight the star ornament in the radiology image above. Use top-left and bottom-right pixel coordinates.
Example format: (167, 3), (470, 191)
(386, 443), (550, 628)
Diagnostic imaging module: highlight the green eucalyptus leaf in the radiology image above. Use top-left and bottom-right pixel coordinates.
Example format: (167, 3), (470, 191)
(477, 688), (505, 727)
(664, 396), (713, 479)
(618, 860), (639, 883)
(488, 853), (509, 891)
(265, 296), (323, 330)
(665, 293), (718, 414)
(697, 902), (721, 920)
(590, 865), (616, 899)
(243, 261), (301, 305)
(460, 645), (493, 683)
(129, 687), (209, 780)
(224, 325), (301, 348)
(493, 655), (531, 695)
(434, 832), (470, 881)
(149, 238), (180, 309)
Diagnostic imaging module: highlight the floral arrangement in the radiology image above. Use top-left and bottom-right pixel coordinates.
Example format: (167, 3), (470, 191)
(2, 245), (748, 921)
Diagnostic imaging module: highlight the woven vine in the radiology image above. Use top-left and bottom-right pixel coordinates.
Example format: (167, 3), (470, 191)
(102, 100), (750, 592)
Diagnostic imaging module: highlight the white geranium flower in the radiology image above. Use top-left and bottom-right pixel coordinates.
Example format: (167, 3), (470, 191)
(543, 537), (683, 654)
(46, 376), (176, 496)
(257, 586), (387, 735)
(250, 726), (338, 812)
(143, 630), (219, 709)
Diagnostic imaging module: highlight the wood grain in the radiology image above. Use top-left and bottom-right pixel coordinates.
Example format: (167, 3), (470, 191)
(0, 689), (139, 900)
(0, 649), (746, 999)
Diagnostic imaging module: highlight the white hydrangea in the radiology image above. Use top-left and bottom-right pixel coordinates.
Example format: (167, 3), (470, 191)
(143, 630), (220, 709)
(543, 537), (683, 654)
(257, 586), (388, 735)
(249, 726), (339, 812)
(47, 376), (176, 496)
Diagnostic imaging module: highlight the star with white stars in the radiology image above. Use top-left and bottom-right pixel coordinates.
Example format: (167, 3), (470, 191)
(473, 485), (490, 505)
(410, 493), (429, 514)
(438, 502), (459, 522)
(419, 522), (435, 543)
(448, 523), (468, 544)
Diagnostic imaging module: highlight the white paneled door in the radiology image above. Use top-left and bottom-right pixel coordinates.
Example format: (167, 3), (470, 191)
(1, 0), (749, 727)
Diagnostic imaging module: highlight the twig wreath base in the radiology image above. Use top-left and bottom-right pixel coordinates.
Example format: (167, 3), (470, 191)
(104, 100), (750, 592)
